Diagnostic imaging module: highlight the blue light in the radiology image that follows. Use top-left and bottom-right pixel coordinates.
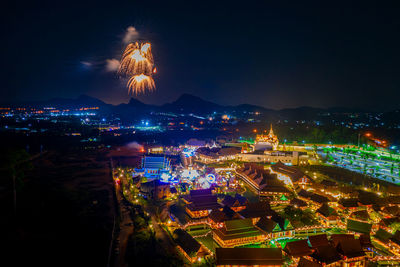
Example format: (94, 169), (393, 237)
(206, 174), (216, 183)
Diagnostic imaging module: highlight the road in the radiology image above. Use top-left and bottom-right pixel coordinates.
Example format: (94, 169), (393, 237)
(144, 202), (177, 255)
(115, 189), (134, 267)
(110, 160), (134, 267)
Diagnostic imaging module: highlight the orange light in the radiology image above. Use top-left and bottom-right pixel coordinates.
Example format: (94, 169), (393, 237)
(365, 133), (372, 137)
(253, 129), (257, 133)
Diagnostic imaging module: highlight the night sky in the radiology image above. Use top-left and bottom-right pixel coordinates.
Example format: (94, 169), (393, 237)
(3, 1), (400, 110)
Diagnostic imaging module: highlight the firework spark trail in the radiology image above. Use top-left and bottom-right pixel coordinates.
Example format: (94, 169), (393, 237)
(140, 43), (153, 63)
(119, 47), (152, 75)
(127, 74), (155, 95)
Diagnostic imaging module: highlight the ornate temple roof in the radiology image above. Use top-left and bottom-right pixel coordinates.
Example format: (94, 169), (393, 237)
(255, 124), (279, 145)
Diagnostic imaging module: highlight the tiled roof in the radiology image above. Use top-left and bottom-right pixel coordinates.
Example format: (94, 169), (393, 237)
(308, 234), (329, 248)
(359, 234), (373, 248)
(350, 210), (370, 221)
(239, 202), (275, 219)
(311, 245), (341, 265)
(213, 218), (265, 241)
(284, 239), (312, 257)
(346, 219), (372, 234)
(216, 248), (283, 266)
(209, 206), (240, 223)
(310, 193), (330, 204)
(290, 198), (307, 207)
(338, 198), (359, 208)
(186, 195), (220, 211)
(330, 234), (355, 248)
(271, 161), (313, 183)
(383, 206), (400, 216)
(256, 217), (280, 233)
(336, 239), (365, 259)
(316, 203), (338, 218)
(374, 228), (392, 243)
(297, 257), (322, 267)
(173, 229), (201, 256)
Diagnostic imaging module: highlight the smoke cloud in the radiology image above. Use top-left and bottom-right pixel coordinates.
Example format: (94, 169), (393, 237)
(123, 26), (139, 44)
(81, 61), (93, 67)
(126, 141), (144, 151)
(105, 59), (120, 72)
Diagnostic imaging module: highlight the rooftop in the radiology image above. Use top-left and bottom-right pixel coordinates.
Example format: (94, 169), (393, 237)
(346, 219), (372, 235)
(216, 247), (283, 266)
(173, 229), (201, 256)
(213, 218), (265, 241)
(283, 239), (313, 257)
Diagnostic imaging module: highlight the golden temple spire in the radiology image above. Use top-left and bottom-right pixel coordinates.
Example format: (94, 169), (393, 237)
(269, 124), (274, 136)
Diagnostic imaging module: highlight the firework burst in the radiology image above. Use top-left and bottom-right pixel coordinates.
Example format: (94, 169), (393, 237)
(127, 74), (155, 95)
(118, 44), (152, 76)
(118, 41), (156, 94)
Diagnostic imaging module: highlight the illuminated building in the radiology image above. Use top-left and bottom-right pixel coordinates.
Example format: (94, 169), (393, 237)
(283, 239), (313, 259)
(238, 125), (311, 165)
(254, 124), (279, 151)
(297, 189), (332, 207)
(184, 189), (220, 218)
(185, 138), (207, 148)
(374, 229), (400, 254)
(338, 198), (359, 211)
(308, 234), (330, 248)
(183, 189), (212, 204)
(208, 206), (242, 229)
(309, 244), (342, 267)
(237, 150), (306, 165)
(290, 198), (308, 210)
(305, 235), (368, 267)
(140, 180), (170, 200)
(181, 147), (196, 167)
(337, 239), (367, 267)
(349, 210), (370, 223)
(316, 203), (340, 226)
(236, 164), (290, 198)
(221, 194), (248, 212)
(255, 216), (295, 239)
(270, 161), (313, 186)
(147, 146), (164, 154)
(173, 229), (207, 263)
(133, 156), (171, 179)
(238, 202), (275, 224)
(196, 146), (241, 163)
(212, 218), (266, 247)
(346, 219), (372, 236)
(215, 247), (283, 266)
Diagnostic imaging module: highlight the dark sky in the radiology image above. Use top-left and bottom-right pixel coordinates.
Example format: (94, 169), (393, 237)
(2, 1), (400, 110)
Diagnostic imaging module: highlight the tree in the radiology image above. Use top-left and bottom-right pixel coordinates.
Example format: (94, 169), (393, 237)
(0, 149), (32, 218)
